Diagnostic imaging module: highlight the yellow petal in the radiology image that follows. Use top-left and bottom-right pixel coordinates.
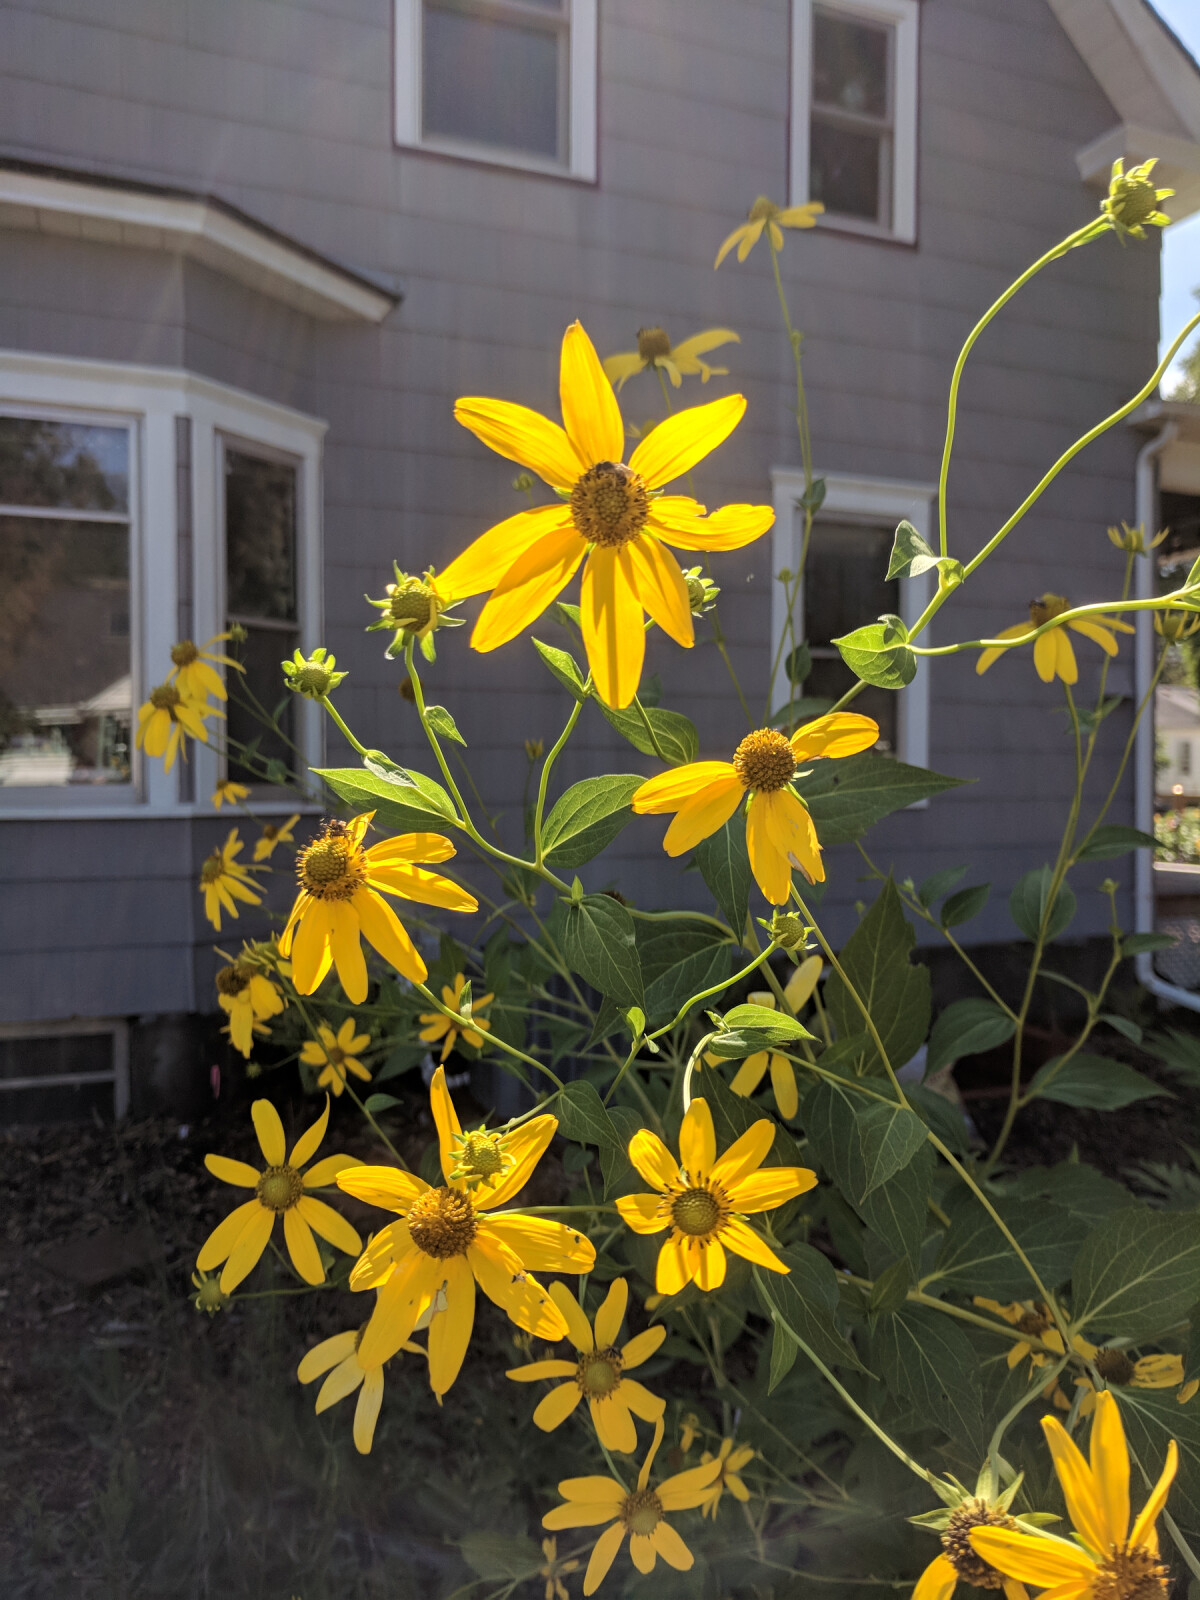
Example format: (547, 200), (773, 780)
(438, 503), (575, 601)
(582, 1520), (626, 1593)
(647, 501), (774, 552)
(621, 1376), (665, 1422)
(368, 864), (478, 913)
(726, 1166), (817, 1213)
(471, 522), (586, 651)
(594, 1277), (629, 1349)
(351, 888), (427, 984)
(364, 832), (457, 866)
(629, 393), (747, 489)
(358, 1250), (440, 1365)
(427, 1254), (475, 1397)
(251, 1099), (286, 1166)
(289, 1097), (329, 1169)
(336, 1163), (426, 1210)
(296, 1194), (362, 1258)
(1056, 629), (1079, 684)
(1089, 1388), (1129, 1547)
(714, 222), (751, 269)
(619, 1325), (665, 1371)
(626, 535), (693, 648)
(507, 1359), (579, 1382)
(730, 1051), (769, 1097)
(298, 1329), (358, 1384)
(467, 1236), (567, 1340)
(550, 1280), (594, 1352)
(454, 396), (582, 490)
(630, 1531), (657, 1574)
(353, 1366), (384, 1454)
(430, 1064), (463, 1183)
(710, 1119), (774, 1187)
(671, 328), (739, 363)
(765, 787), (824, 886)
(694, 1236), (726, 1290)
(633, 762), (740, 813)
(913, 1554), (958, 1600)
(560, 322), (625, 468)
(484, 1213), (596, 1273)
(791, 712), (879, 761)
(591, 1393), (638, 1453)
(784, 955), (822, 1010)
(219, 1204), (275, 1292)
(1070, 617), (1125, 654)
(196, 1199), (263, 1271)
(1130, 1439), (1178, 1548)
(779, 203), (824, 227)
(627, 1128), (679, 1192)
(284, 1207), (325, 1285)
(968, 1528), (1096, 1588)
(324, 900), (367, 1004)
(679, 1098), (716, 1179)
(534, 1381), (585, 1432)
(719, 1216), (789, 1273)
(661, 776), (744, 857)
(656, 1456), (724, 1509)
(581, 545), (644, 710)
(602, 349), (646, 391)
(204, 1154), (261, 1188)
(738, 217), (766, 261)
(313, 1351), (364, 1410)
(656, 1233), (694, 1295)
(1041, 1414), (1111, 1554)
(614, 1191), (670, 1234)
(291, 903), (333, 995)
(543, 1501), (621, 1530)
(746, 791), (793, 905)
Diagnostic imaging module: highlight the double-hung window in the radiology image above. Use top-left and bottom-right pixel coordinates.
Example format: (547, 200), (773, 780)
(790, 0), (919, 243)
(394, 0), (598, 180)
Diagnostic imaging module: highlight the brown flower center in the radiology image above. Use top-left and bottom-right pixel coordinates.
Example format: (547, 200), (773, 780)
(748, 195), (776, 222)
(171, 640), (199, 666)
(733, 728), (797, 792)
(256, 1164), (303, 1212)
(943, 1500), (1016, 1589)
(297, 821), (366, 902)
(199, 848), (230, 885)
(672, 1185), (722, 1238)
(570, 461), (649, 549)
(577, 1348), (623, 1397)
(149, 683), (183, 713)
(407, 1186), (477, 1259)
(620, 1486), (663, 1537)
(1093, 1544), (1170, 1600)
(1094, 1348), (1137, 1386)
(637, 326), (672, 362)
(215, 964), (253, 998)
(1015, 1304), (1053, 1337)
(1029, 594), (1069, 627)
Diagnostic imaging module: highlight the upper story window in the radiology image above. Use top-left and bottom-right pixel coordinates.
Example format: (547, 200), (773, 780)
(790, 0), (919, 244)
(394, 0), (598, 180)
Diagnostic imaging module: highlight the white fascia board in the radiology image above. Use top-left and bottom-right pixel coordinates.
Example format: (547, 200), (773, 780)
(1076, 123), (1200, 222)
(0, 167), (396, 323)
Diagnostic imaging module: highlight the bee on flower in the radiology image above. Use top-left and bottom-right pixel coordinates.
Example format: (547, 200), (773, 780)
(418, 972), (494, 1061)
(602, 325), (740, 391)
(299, 1018), (373, 1095)
(975, 595), (1133, 686)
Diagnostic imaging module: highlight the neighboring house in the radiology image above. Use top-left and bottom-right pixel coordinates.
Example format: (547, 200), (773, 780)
(2, 0), (1200, 1112)
(1156, 684), (1200, 798)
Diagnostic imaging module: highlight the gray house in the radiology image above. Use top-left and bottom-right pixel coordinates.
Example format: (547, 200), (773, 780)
(2, 0), (1200, 1114)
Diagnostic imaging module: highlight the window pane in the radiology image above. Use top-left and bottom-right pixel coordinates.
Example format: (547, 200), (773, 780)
(225, 450), (296, 622)
(813, 10), (889, 117)
(423, 4), (561, 160)
(0, 515), (132, 785)
(810, 118), (886, 223)
(226, 625), (297, 786)
(804, 520), (897, 754)
(0, 417), (129, 513)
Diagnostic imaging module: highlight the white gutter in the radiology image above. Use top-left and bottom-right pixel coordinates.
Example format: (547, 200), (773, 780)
(1131, 421), (1200, 1009)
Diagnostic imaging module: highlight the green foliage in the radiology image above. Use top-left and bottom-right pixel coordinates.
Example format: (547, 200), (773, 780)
(708, 1002), (814, 1057)
(1009, 865), (1076, 942)
(824, 881), (930, 1075)
(695, 814), (751, 933)
(1026, 1052), (1169, 1109)
(541, 774), (643, 866)
(926, 999), (1015, 1073)
(317, 762), (459, 830)
(559, 892), (644, 1006)
(832, 615), (918, 688)
(596, 698), (699, 762)
(1073, 1209), (1200, 1340)
(795, 753), (965, 844)
(870, 1306), (985, 1455)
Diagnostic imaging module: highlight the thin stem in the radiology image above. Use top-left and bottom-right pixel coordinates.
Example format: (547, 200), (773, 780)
(649, 942), (779, 1041)
(533, 697), (585, 864)
(414, 980), (564, 1091)
(320, 695), (372, 760)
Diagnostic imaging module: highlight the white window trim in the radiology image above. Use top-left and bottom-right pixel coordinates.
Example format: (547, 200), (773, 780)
(0, 1016), (130, 1119)
(394, 0), (598, 182)
(0, 350), (326, 819)
(770, 468), (933, 775)
(789, 0), (919, 245)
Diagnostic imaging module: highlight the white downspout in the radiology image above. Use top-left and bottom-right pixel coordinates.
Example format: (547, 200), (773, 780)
(1131, 422), (1200, 1009)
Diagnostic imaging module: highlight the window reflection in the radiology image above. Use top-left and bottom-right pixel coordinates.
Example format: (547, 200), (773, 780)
(803, 519), (897, 754)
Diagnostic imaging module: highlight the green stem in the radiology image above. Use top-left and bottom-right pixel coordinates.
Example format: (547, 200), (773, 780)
(649, 942), (779, 1041)
(533, 697), (585, 864)
(413, 980), (564, 1092)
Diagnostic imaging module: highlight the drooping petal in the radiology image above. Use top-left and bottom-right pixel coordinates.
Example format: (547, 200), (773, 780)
(1056, 629), (1079, 684)
(790, 712), (880, 761)
(714, 220), (754, 269)
(560, 322), (625, 467)
(1033, 629), (1059, 684)
(430, 1064), (463, 1183)
(427, 1254), (475, 1396)
(204, 1154), (261, 1188)
(719, 1216), (789, 1273)
(336, 1163), (427, 1212)
(629, 393), (747, 489)
(913, 1554), (959, 1600)
(1130, 1439), (1178, 1549)
(746, 791), (793, 905)
(298, 1329), (358, 1384)
(765, 788), (824, 886)
(219, 1204), (276, 1292)
(438, 504), (575, 599)
(591, 1394), (638, 1453)
(725, 1165), (817, 1213)
(671, 328), (740, 365)
(353, 1366), (384, 1454)
(656, 1233), (694, 1295)
(594, 1277), (628, 1349)
(629, 1532), (657, 1574)
(730, 1051), (769, 1097)
(251, 1099), (287, 1166)
(296, 1195), (362, 1258)
(968, 1529), (1096, 1588)
(314, 1353), (365, 1410)
(283, 1207), (325, 1285)
(621, 1377), (666, 1421)
(351, 888), (427, 983)
(290, 904), (335, 996)
(367, 863), (478, 913)
(709, 1118), (775, 1187)
(364, 832), (456, 866)
(474, 1114), (558, 1209)
(484, 1213), (596, 1273)
(289, 1097), (330, 1170)
(679, 1099), (716, 1179)
(556, 1475), (627, 1507)
(453, 396), (583, 490)
(349, 1221), (411, 1291)
(1070, 618), (1124, 654)
(550, 1280), (594, 1352)
(648, 501), (774, 552)
(471, 523), (586, 651)
(626, 535), (694, 648)
(627, 1130), (680, 1193)
(694, 1236), (726, 1290)
(582, 1521), (626, 1594)
(784, 955), (823, 1010)
(358, 1250), (440, 1366)
(620, 1326), (666, 1370)
(602, 348), (647, 391)
(1089, 1389), (1129, 1547)
(506, 1359), (579, 1382)
(534, 1381), (585, 1432)
(196, 1199), (264, 1271)
(324, 900), (368, 1004)
(656, 1456), (725, 1510)
(662, 777), (744, 856)
(633, 762), (740, 813)
(581, 545), (645, 710)
(615, 1191), (670, 1233)
(652, 1520), (694, 1571)
(769, 1053), (800, 1119)
(1040, 1415), (1110, 1555)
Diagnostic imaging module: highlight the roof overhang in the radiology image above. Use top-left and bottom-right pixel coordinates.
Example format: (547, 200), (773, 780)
(1130, 400), (1200, 496)
(1076, 123), (1200, 221)
(0, 159), (399, 323)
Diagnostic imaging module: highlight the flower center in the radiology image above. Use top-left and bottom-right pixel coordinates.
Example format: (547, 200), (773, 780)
(942, 1501), (1016, 1590)
(620, 1487), (663, 1537)
(386, 579), (436, 630)
(637, 326), (672, 362)
(748, 195), (776, 222)
(577, 1347), (623, 1397)
(672, 1185), (722, 1238)
(297, 821), (366, 902)
(215, 964), (253, 998)
(1093, 1544), (1170, 1600)
(149, 683), (182, 714)
(171, 640), (199, 666)
(570, 461), (650, 550)
(256, 1164), (303, 1212)
(1029, 594), (1069, 627)
(407, 1185), (477, 1259)
(1015, 1304), (1053, 1337)
(1110, 177), (1160, 230)
(199, 848), (229, 885)
(733, 729), (797, 792)
(1094, 1348), (1137, 1386)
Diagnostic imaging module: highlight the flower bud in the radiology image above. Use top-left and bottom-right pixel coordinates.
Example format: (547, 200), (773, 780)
(1155, 609), (1200, 642)
(768, 910), (808, 949)
(282, 647), (346, 699)
(1101, 158), (1173, 240)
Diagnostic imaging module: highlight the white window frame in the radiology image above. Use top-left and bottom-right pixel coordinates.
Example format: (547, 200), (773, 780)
(0, 351), (326, 819)
(394, 0), (598, 181)
(790, 0), (919, 245)
(770, 468), (933, 774)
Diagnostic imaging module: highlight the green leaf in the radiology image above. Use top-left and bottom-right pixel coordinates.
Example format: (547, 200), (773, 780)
(1098, 1013), (1143, 1045)
(925, 999), (1015, 1074)
(1073, 1208), (1200, 1340)
(1075, 824), (1157, 861)
(316, 764), (459, 832)
(362, 1092), (403, 1114)
(926, 1189), (1087, 1298)
(1123, 932), (1178, 956)
(541, 775), (643, 868)
(784, 642), (812, 685)
(858, 1145), (934, 1275)
(1026, 1053), (1168, 1110)
(555, 1079), (623, 1152)
(532, 637), (589, 701)
(459, 1531), (542, 1581)
(869, 1256), (914, 1313)
(560, 893), (644, 1006)
(707, 1003), (815, 1058)
(424, 704), (466, 746)
(1007, 1160), (1133, 1229)
(767, 695), (834, 728)
(1010, 866), (1076, 943)
(600, 1105), (640, 1196)
(643, 942), (733, 1030)
(695, 816), (751, 933)
(869, 1305), (984, 1452)
(941, 883), (991, 929)
(886, 519), (940, 580)
(753, 1246), (868, 1374)
(1118, 1389), (1200, 1539)
(793, 753), (965, 845)
(766, 1319), (800, 1390)
(916, 865), (967, 908)
(831, 616), (917, 689)
(597, 700), (698, 763)
(824, 880), (930, 1076)
(803, 1079), (928, 1205)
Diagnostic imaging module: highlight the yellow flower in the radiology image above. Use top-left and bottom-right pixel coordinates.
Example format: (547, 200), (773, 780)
(1101, 158), (1173, 240)
(602, 326), (740, 391)
(215, 952), (285, 1058)
(418, 972), (494, 1060)
(973, 1297), (1068, 1372)
(1071, 1347), (1189, 1417)
(710, 961), (822, 1120)
(714, 195), (824, 268)
(196, 1097), (362, 1292)
(136, 682), (220, 774)
(507, 1277), (666, 1453)
(439, 321), (774, 708)
(912, 1493), (1032, 1600)
(632, 715), (879, 905)
(169, 632), (241, 701)
(297, 1305), (423, 1455)
(975, 595), (1134, 685)
(212, 779), (250, 810)
(254, 813), (300, 862)
(970, 1391), (1177, 1600)
(698, 1437), (754, 1518)
(614, 1098), (817, 1294)
(1107, 522), (1167, 556)
(336, 1066), (595, 1398)
(278, 814), (477, 1005)
(679, 1413), (702, 1453)
(300, 1018), (372, 1095)
(543, 1416), (722, 1594)
(199, 828), (262, 931)
(538, 1537), (580, 1600)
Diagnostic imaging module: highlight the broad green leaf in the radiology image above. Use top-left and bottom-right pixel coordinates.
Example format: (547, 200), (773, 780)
(926, 1189), (1087, 1298)
(794, 753), (965, 846)
(707, 1003), (815, 1058)
(560, 893), (644, 1006)
(531, 637), (589, 700)
(362, 1092), (403, 1114)
(857, 1145), (935, 1275)
(1026, 1053), (1169, 1110)
(1123, 932), (1178, 956)
(1118, 1389), (1200, 1539)
(643, 942), (734, 1030)
(869, 1256), (914, 1313)
(1073, 1208), (1200, 1340)
(917, 864), (967, 908)
(1010, 866), (1076, 943)
(1098, 1013), (1143, 1045)
(556, 1079), (622, 1153)
(542, 775), (643, 868)
(766, 1319), (800, 1390)
(869, 1305), (984, 1453)
(925, 999), (1015, 1074)
(784, 642), (812, 685)
(316, 764), (459, 832)
(635, 919), (727, 982)
(1007, 1161), (1132, 1229)
(831, 616), (917, 689)
(753, 1246), (867, 1374)
(460, 1531), (542, 1581)
(597, 700), (698, 764)
(1075, 824), (1157, 861)
(424, 704), (466, 746)
(904, 1083), (972, 1155)
(803, 1079), (928, 1204)
(695, 816), (751, 933)
(941, 883), (991, 929)
(886, 520), (940, 580)
(824, 880), (930, 1076)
